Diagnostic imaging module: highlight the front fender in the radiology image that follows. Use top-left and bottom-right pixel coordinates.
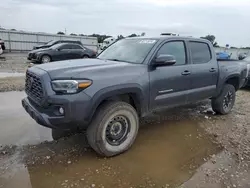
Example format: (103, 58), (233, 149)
(86, 83), (147, 122)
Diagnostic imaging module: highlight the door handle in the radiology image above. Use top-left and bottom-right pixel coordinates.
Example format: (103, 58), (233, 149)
(182, 70), (191, 75)
(209, 68), (216, 72)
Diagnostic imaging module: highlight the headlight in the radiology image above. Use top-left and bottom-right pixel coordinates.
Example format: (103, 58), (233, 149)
(51, 80), (92, 94)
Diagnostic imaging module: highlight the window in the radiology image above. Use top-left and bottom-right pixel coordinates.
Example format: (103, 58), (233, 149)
(190, 42), (212, 64)
(60, 44), (74, 50)
(156, 41), (186, 65)
(71, 45), (83, 49)
(98, 38), (157, 64)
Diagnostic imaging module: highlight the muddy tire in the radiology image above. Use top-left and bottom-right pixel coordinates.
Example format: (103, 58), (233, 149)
(211, 84), (236, 115)
(51, 129), (72, 140)
(87, 101), (139, 157)
(41, 55), (51, 64)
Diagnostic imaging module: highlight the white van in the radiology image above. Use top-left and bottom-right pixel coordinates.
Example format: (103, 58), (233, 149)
(101, 37), (116, 50)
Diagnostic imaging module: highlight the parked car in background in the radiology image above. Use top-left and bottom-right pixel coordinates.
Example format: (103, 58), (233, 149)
(28, 43), (96, 63)
(22, 36), (249, 157)
(238, 53), (247, 60)
(33, 40), (83, 50)
(216, 52), (232, 60)
(0, 39), (5, 51)
(0, 44), (3, 55)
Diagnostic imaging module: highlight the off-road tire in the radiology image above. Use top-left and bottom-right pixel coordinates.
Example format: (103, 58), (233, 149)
(87, 101), (139, 157)
(212, 84), (236, 115)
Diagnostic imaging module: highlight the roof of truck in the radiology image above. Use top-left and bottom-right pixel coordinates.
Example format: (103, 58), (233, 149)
(125, 36), (210, 43)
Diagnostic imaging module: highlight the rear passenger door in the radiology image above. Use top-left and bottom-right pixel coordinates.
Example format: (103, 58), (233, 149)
(69, 44), (84, 59)
(188, 41), (219, 102)
(56, 44), (73, 60)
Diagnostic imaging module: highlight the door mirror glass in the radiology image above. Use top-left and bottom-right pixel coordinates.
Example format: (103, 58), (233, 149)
(154, 54), (176, 66)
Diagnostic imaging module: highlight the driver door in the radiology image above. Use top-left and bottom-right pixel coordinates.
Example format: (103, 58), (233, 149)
(149, 40), (192, 110)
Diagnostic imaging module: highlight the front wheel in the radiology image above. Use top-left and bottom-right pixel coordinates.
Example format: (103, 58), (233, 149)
(87, 101), (139, 157)
(211, 84), (236, 115)
(41, 55), (51, 64)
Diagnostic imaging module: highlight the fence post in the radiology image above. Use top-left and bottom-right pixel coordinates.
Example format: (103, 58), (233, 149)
(36, 34), (39, 44)
(8, 31), (11, 52)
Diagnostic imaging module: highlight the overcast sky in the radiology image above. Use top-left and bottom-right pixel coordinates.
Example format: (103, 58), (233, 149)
(1, 0), (250, 47)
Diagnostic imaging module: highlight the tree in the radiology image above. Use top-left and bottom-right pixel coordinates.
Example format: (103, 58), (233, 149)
(89, 34), (111, 43)
(127, 34), (137, 38)
(117, 35), (124, 40)
(200, 35), (218, 47)
(79, 34), (86, 36)
(70, 33), (77, 36)
(141, 32), (146, 36)
(213, 42), (219, 47)
(57, 31), (65, 35)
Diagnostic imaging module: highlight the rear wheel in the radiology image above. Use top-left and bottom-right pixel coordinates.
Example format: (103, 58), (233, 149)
(212, 84), (236, 115)
(41, 55), (51, 63)
(82, 55), (89, 59)
(87, 101), (139, 157)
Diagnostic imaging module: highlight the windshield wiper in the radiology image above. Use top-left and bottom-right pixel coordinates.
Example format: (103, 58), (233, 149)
(106, 58), (122, 62)
(106, 59), (134, 64)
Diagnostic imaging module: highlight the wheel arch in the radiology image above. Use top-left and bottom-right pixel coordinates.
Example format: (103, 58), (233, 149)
(224, 75), (240, 91)
(86, 84), (147, 123)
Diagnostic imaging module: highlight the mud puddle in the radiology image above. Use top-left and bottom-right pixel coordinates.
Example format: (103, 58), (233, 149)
(0, 105), (221, 188)
(0, 91), (51, 146)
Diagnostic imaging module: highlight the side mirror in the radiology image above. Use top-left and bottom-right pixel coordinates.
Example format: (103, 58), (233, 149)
(57, 48), (61, 51)
(154, 54), (176, 66)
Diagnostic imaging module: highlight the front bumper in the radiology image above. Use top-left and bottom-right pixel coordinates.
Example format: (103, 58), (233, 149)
(22, 92), (92, 130)
(22, 67), (93, 130)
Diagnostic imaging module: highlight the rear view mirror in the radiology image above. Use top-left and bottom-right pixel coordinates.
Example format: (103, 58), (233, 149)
(154, 54), (176, 66)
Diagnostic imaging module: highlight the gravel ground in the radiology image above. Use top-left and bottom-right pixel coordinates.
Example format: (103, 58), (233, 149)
(180, 90), (250, 188)
(0, 76), (25, 92)
(0, 53), (30, 92)
(0, 52), (29, 73)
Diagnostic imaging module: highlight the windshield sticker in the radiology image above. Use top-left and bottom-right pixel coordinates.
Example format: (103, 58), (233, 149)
(139, 40), (156, 44)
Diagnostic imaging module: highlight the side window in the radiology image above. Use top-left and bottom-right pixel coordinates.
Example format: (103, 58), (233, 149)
(60, 44), (73, 50)
(71, 45), (83, 49)
(157, 41), (186, 65)
(189, 42), (212, 64)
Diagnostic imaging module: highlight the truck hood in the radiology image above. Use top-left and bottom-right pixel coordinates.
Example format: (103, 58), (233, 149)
(35, 59), (144, 79)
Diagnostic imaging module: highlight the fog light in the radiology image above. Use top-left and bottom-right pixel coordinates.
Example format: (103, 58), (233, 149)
(59, 107), (64, 115)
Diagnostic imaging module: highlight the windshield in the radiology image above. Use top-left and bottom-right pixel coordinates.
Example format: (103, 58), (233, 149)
(50, 43), (63, 49)
(46, 40), (56, 46)
(98, 38), (157, 64)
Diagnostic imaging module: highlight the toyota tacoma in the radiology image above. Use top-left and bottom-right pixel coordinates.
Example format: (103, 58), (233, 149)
(22, 36), (249, 157)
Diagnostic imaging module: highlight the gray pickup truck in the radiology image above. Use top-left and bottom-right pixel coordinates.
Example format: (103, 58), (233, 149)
(22, 36), (249, 156)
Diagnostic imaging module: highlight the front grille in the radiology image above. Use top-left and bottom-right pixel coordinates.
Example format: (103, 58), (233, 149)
(25, 71), (44, 103)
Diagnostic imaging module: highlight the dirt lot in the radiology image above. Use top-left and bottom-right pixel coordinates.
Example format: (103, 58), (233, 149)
(0, 53), (29, 92)
(0, 53), (250, 188)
